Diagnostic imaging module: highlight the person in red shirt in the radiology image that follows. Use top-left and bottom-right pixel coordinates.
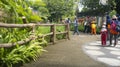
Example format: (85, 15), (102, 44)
(101, 24), (107, 46)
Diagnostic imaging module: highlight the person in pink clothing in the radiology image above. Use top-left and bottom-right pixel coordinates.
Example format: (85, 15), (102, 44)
(101, 24), (107, 46)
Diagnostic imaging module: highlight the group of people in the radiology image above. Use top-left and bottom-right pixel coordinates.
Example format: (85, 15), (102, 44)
(101, 15), (120, 47)
(84, 17), (97, 35)
(73, 17), (97, 35)
(72, 15), (120, 47)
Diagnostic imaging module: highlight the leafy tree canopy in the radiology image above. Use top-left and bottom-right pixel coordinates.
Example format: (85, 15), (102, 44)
(43, 0), (75, 22)
(79, 0), (115, 16)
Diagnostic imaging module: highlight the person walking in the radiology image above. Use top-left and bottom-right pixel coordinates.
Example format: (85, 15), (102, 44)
(73, 17), (80, 35)
(109, 15), (118, 47)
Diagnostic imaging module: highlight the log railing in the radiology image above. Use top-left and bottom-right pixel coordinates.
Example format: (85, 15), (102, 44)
(0, 23), (70, 48)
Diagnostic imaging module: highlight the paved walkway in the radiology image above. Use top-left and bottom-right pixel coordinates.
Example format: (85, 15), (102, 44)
(83, 40), (120, 67)
(22, 33), (120, 67)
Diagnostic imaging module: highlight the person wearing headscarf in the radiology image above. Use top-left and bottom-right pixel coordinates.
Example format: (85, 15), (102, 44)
(109, 15), (118, 47)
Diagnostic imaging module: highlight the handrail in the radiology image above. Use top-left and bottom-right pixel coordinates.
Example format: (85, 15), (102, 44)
(0, 23), (67, 28)
(0, 23), (70, 48)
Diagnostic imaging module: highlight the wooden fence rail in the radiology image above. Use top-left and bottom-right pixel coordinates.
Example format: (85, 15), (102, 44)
(0, 23), (70, 48)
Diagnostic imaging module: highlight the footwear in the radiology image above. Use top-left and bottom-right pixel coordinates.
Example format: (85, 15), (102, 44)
(114, 42), (117, 47)
(114, 44), (116, 47)
(108, 44), (111, 46)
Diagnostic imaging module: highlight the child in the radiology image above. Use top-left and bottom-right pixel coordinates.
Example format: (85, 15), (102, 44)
(101, 24), (107, 46)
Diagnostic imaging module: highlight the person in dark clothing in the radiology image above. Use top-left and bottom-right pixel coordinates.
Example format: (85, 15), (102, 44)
(84, 21), (88, 33)
(117, 16), (120, 38)
(106, 15), (111, 40)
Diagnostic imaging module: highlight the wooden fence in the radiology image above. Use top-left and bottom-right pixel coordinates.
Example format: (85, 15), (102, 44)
(0, 23), (70, 48)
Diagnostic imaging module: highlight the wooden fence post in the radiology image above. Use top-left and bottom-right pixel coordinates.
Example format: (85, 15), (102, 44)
(50, 24), (56, 44)
(53, 24), (56, 44)
(50, 25), (53, 42)
(66, 24), (70, 40)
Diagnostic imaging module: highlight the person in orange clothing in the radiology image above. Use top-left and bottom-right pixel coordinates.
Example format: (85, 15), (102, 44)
(91, 18), (96, 35)
(109, 15), (118, 47)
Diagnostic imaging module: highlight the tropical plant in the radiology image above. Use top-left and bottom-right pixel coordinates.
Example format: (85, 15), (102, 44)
(0, 28), (29, 43)
(0, 42), (46, 67)
(0, 28), (47, 67)
(0, 0), (48, 23)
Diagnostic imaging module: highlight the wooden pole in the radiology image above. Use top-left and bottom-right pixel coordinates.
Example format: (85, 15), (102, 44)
(53, 24), (56, 44)
(66, 24), (70, 40)
(50, 24), (56, 44)
(50, 25), (53, 42)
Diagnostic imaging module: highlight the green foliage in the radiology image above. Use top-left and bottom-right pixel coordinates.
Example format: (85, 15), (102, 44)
(29, 0), (50, 21)
(109, 10), (116, 18)
(36, 25), (66, 42)
(36, 26), (50, 34)
(80, 0), (112, 16)
(78, 24), (84, 32)
(115, 0), (120, 15)
(29, 15), (42, 22)
(56, 26), (65, 40)
(0, 0), (48, 23)
(44, 0), (75, 22)
(70, 23), (74, 31)
(0, 42), (46, 67)
(0, 0), (68, 67)
(0, 28), (29, 43)
(56, 34), (66, 40)
(0, 28), (47, 67)
(96, 27), (101, 34)
(56, 26), (65, 32)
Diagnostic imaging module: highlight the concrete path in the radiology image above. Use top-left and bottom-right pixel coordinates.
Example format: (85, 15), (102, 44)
(83, 40), (120, 67)
(21, 33), (120, 67)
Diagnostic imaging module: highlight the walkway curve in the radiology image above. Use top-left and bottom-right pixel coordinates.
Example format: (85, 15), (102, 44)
(83, 41), (120, 67)
(22, 33), (115, 67)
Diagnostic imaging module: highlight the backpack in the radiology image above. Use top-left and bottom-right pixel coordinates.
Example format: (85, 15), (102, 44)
(110, 21), (117, 31)
(116, 21), (120, 32)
